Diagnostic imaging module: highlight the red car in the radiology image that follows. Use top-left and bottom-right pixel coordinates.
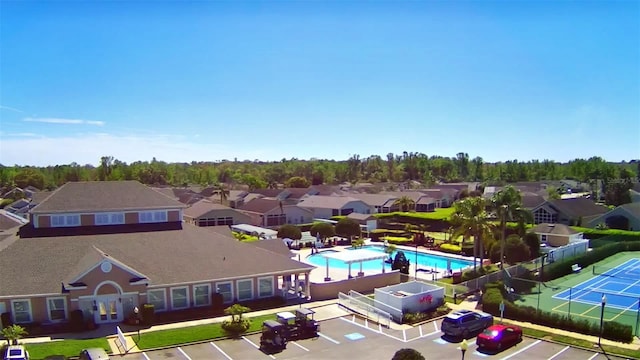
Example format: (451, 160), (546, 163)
(476, 324), (522, 351)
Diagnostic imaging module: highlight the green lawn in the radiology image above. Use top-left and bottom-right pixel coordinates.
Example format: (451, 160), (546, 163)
(374, 208), (456, 221)
(136, 314), (275, 350)
(25, 338), (110, 360)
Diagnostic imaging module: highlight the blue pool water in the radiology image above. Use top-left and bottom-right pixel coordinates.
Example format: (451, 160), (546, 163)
(306, 245), (473, 271)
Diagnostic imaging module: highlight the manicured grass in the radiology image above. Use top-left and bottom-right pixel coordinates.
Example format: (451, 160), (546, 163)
(374, 208), (456, 221)
(25, 338), (110, 360)
(520, 326), (640, 359)
(136, 314), (275, 350)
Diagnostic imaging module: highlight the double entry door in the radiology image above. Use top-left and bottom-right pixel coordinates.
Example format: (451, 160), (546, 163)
(94, 295), (123, 324)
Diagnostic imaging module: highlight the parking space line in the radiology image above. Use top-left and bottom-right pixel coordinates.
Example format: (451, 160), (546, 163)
(419, 325), (423, 337)
(587, 353), (599, 360)
(403, 329), (407, 341)
(242, 336), (276, 359)
(433, 321), (438, 332)
(210, 341), (233, 360)
(339, 317), (405, 342)
(548, 345), (570, 360)
(499, 339), (542, 360)
(177, 347), (192, 360)
(291, 341), (310, 351)
(318, 332), (341, 344)
(142, 352), (151, 360)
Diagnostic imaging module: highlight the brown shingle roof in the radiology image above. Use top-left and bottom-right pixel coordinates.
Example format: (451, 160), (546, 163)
(531, 223), (579, 235)
(32, 181), (186, 214)
(298, 195), (364, 209)
(249, 239), (294, 258)
(348, 193), (397, 207)
(250, 189), (284, 198)
(183, 200), (235, 218)
(0, 224), (314, 297)
(239, 198), (281, 214)
(0, 210), (28, 230)
(548, 198), (608, 218)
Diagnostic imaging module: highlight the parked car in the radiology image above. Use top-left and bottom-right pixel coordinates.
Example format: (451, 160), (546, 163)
(476, 324), (523, 351)
(3, 345), (29, 360)
(441, 309), (493, 338)
(79, 348), (110, 360)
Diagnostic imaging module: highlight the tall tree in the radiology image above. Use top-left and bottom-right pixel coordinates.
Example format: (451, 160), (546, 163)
(451, 196), (493, 273)
(491, 185), (533, 268)
(393, 196), (415, 212)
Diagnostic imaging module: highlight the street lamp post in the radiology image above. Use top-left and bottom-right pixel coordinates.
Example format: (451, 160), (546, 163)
(133, 306), (140, 341)
(599, 294), (607, 347)
(460, 341), (468, 360)
(415, 243), (418, 280)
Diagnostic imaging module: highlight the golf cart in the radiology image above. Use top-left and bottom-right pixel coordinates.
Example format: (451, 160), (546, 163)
(260, 320), (288, 353)
(276, 308), (319, 340)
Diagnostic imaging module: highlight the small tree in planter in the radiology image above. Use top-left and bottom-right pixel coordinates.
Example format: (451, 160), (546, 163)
(221, 304), (251, 335)
(2, 324), (28, 345)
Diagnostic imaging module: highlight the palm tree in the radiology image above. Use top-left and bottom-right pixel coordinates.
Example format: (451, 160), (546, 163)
(491, 185), (533, 269)
(213, 183), (230, 205)
(451, 197), (494, 273)
(393, 196), (415, 212)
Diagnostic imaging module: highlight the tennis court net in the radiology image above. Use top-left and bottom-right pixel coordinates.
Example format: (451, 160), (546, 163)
(593, 265), (640, 281)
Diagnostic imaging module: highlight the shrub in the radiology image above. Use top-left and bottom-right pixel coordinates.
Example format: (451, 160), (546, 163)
(482, 285), (633, 343)
(382, 236), (412, 245)
(335, 217), (361, 238)
(438, 243), (461, 254)
(392, 348), (425, 360)
(310, 222), (335, 239)
(221, 318), (251, 334)
(277, 224), (302, 240)
(70, 309), (84, 331)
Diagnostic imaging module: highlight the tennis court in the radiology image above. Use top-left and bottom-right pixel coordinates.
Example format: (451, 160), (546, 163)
(512, 252), (640, 334)
(553, 258), (640, 310)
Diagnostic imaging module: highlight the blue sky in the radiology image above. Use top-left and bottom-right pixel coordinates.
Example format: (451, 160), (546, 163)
(1, 1), (638, 166)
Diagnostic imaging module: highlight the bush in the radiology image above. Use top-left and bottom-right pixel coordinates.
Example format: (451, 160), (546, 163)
(482, 285), (633, 343)
(382, 236), (412, 245)
(335, 217), (361, 238)
(438, 243), (461, 254)
(543, 241), (640, 281)
(572, 227), (640, 241)
(392, 348), (425, 360)
(69, 309), (84, 331)
(277, 224), (302, 240)
(221, 319), (251, 334)
(310, 222), (336, 239)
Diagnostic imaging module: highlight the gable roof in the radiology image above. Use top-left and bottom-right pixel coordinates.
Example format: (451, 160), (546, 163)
(249, 189), (284, 198)
(0, 210), (29, 231)
(347, 212), (376, 221)
(348, 193), (397, 207)
(249, 238), (294, 258)
(183, 200), (237, 219)
(65, 245), (150, 285)
(547, 198), (608, 219)
(522, 193), (546, 209)
(31, 181), (186, 214)
(619, 202), (640, 219)
(30, 191), (53, 205)
(297, 195), (367, 209)
(0, 224), (314, 297)
(309, 185), (345, 196)
(239, 198), (281, 214)
(530, 223), (580, 235)
(283, 188), (312, 199)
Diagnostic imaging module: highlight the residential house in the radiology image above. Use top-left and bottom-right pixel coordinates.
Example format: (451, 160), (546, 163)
(183, 200), (251, 227)
(531, 223), (584, 247)
(238, 198), (314, 227)
(415, 188), (455, 208)
(630, 183), (640, 203)
(348, 193), (398, 213)
(297, 196), (374, 219)
(530, 198), (608, 226)
(5, 199), (33, 219)
(0, 181), (314, 328)
(586, 203), (640, 231)
(0, 210), (28, 231)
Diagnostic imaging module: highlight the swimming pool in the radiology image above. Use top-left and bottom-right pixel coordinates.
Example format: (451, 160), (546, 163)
(306, 245), (473, 271)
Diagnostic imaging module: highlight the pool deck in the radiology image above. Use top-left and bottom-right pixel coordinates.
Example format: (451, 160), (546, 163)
(293, 239), (477, 283)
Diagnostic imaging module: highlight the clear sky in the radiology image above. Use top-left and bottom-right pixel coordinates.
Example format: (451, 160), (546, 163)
(1, 1), (638, 167)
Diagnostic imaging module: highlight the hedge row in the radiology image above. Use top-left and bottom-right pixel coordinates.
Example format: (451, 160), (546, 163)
(571, 227), (640, 241)
(482, 283), (633, 343)
(543, 241), (640, 281)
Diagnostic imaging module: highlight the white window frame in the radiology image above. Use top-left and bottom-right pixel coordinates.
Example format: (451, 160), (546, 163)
(170, 286), (190, 310)
(236, 279), (254, 301)
(215, 282), (233, 303)
(258, 276), (274, 298)
(193, 283), (211, 307)
(95, 212), (125, 226)
(51, 214), (80, 227)
(147, 289), (167, 312)
(11, 299), (32, 324)
(139, 211), (168, 223)
(46, 297), (67, 322)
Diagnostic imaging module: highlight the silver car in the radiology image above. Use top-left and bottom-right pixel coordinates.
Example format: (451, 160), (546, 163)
(441, 309), (494, 338)
(79, 348), (110, 360)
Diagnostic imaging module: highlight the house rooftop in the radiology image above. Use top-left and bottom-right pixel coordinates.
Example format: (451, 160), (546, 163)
(31, 181), (186, 214)
(298, 195), (364, 209)
(0, 224), (313, 297)
(183, 200), (234, 219)
(531, 223), (580, 235)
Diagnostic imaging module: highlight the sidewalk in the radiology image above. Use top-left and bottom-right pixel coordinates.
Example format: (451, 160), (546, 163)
(447, 298), (640, 351)
(107, 298), (351, 355)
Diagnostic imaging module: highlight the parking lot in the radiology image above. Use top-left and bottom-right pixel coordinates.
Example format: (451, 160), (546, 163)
(121, 315), (630, 360)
